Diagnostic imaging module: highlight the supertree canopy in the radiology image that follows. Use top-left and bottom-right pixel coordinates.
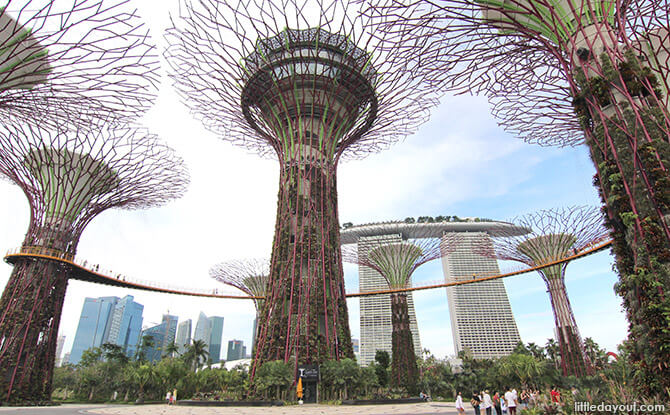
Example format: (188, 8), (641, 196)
(341, 223), (460, 392)
(0, 119), (189, 403)
(165, 0), (440, 376)
(0, 0), (160, 125)
(480, 206), (609, 377)
(210, 258), (270, 352)
(364, 0), (670, 395)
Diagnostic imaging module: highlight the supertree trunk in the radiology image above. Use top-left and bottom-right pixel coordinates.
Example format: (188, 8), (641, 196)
(254, 160), (353, 370)
(390, 293), (418, 393)
(541, 266), (591, 378)
(0, 224), (74, 403)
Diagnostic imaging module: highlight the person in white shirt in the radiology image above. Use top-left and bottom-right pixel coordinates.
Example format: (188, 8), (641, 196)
(455, 391), (465, 414)
(504, 387), (518, 415)
(482, 390), (493, 415)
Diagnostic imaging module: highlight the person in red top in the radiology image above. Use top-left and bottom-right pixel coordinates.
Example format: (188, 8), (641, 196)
(550, 387), (561, 404)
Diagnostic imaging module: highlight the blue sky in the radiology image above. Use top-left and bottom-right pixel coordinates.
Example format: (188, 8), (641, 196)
(0, 1), (628, 361)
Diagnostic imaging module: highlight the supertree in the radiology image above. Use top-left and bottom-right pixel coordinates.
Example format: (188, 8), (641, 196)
(209, 259), (270, 353)
(0, 0), (159, 125)
(341, 222), (460, 392)
(363, 0), (670, 395)
(165, 0), (440, 377)
(478, 206), (609, 377)
(0, 119), (188, 403)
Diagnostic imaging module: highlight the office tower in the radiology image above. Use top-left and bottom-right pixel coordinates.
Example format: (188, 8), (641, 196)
(193, 312), (224, 362)
(140, 314), (178, 362)
(55, 336), (66, 367)
(193, 312), (211, 346)
(442, 232), (521, 358)
(251, 317), (257, 353)
(176, 319), (192, 354)
(106, 295), (144, 359)
(357, 234), (421, 366)
(352, 338), (360, 362)
(227, 339), (245, 361)
(69, 296), (119, 364)
(209, 316), (224, 363)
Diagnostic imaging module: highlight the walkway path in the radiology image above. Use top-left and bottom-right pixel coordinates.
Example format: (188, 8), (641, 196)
(90, 403), (458, 415)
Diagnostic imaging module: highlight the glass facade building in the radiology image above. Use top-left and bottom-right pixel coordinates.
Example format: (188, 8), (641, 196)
(175, 319), (192, 354)
(140, 314), (178, 362)
(69, 296), (119, 364)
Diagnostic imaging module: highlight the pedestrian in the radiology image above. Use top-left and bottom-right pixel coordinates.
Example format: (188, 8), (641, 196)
(492, 392), (502, 415)
(504, 387), (517, 415)
(172, 388), (177, 404)
(471, 391), (481, 415)
(455, 391), (465, 415)
(165, 390), (172, 405)
(519, 389), (529, 410)
(482, 390), (493, 415)
(550, 386), (561, 405)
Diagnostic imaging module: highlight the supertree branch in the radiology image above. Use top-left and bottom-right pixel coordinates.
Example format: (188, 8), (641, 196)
(0, 0), (160, 125)
(340, 223), (460, 393)
(209, 258), (270, 312)
(165, 0), (442, 380)
(210, 258), (270, 357)
(480, 206), (609, 378)
(0, 119), (189, 403)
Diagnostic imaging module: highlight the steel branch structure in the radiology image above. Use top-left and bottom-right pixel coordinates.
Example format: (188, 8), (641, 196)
(0, 0), (160, 126)
(0, 119), (188, 403)
(365, 0), (670, 394)
(165, 0), (440, 377)
(341, 223), (460, 392)
(480, 206), (609, 377)
(210, 258), (270, 353)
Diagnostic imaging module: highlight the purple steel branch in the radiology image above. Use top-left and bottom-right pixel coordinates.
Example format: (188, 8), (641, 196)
(0, 119), (188, 403)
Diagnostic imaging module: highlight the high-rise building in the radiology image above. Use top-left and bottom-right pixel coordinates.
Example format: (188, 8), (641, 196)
(442, 231), (521, 358)
(193, 312), (211, 346)
(175, 319), (192, 354)
(55, 336), (66, 367)
(209, 316), (224, 363)
(193, 312), (224, 363)
(140, 314), (179, 362)
(227, 339), (245, 361)
(69, 296), (119, 364)
(358, 234), (421, 366)
(251, 317), (257, 353)
(352, 338), (360, 362)
(106, 295), (144, 359)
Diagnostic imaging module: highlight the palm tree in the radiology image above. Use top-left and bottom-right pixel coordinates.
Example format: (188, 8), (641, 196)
(545, 338), (560, 370)
(163, 342), (180, 358)
(183, 340), (209, 371)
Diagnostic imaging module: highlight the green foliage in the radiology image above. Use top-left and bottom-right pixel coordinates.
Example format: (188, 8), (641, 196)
(374, 350), (390, 387)
(253, 360), (292, 400)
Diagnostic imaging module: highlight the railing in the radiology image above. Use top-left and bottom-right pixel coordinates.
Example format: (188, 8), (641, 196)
(4, 238), (612, 299)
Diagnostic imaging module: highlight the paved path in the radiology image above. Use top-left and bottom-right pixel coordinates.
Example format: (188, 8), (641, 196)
(89, 402), (458, 415)
(0, 404), (123, 415)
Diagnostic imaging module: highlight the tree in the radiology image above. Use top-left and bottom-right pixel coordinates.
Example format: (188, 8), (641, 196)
(183, 340), (209, 371)
(102, 343), (130, 365)
(130, 364), (156, 403)
(164, 342), (180, 358)
(254, 360), (292, 400)
(374, 350), (390, 387)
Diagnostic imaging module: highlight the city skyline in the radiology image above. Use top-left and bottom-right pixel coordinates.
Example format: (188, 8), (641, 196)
(0, 2), (627, 363)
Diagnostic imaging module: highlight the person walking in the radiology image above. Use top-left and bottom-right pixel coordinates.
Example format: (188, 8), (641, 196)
(172, 388), (178, 404)
(165, 391), (172, 405)
(456, 391), (466, 414)
(482, 390), (493, 415)
(504, 387), (517, 415)
(471, 391), (482, 415)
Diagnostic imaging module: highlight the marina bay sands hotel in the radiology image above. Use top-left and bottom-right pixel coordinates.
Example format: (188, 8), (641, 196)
(341, 219), (524, 366)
